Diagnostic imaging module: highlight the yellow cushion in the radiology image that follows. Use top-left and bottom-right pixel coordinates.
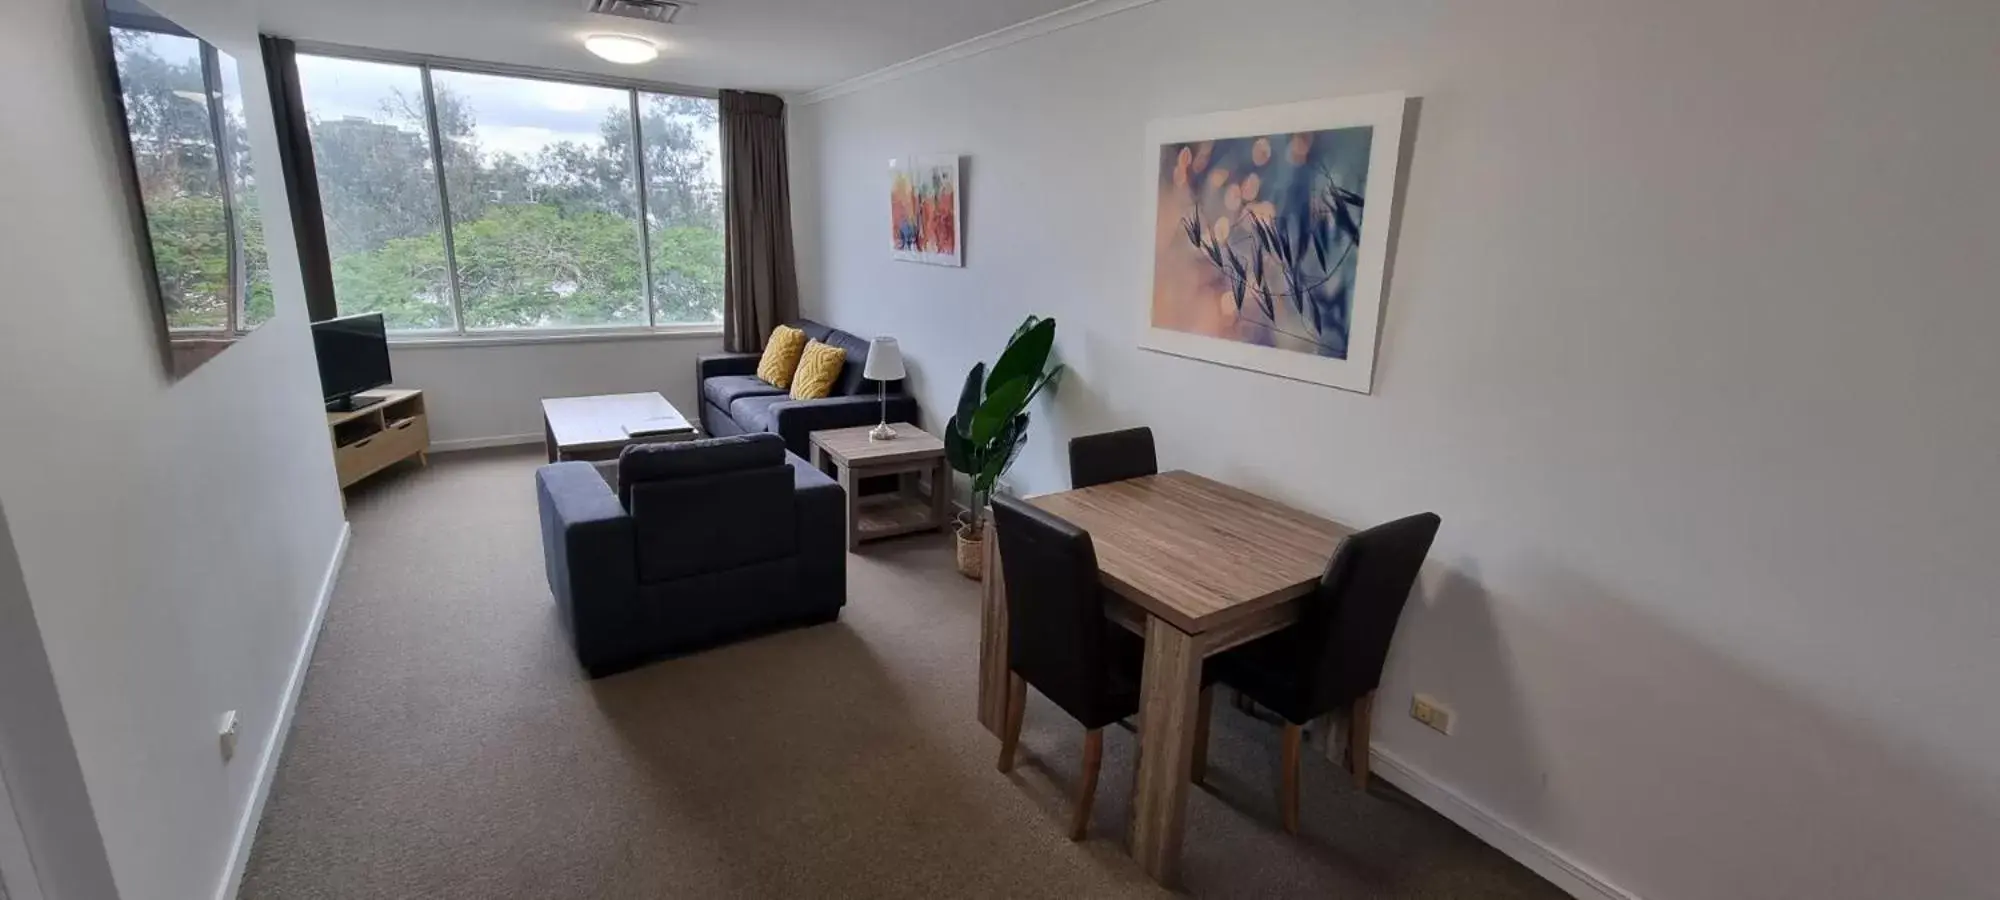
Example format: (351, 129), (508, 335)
(756, 325), (808, 388)
(789, 340), (847, 400)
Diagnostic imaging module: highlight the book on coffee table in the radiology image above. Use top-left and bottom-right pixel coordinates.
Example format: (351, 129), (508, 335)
(624, 416), (696, 439)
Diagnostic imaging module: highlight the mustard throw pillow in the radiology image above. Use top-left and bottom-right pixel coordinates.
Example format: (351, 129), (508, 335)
(789, 340), (846, 400)
(756, 325), (808, 388)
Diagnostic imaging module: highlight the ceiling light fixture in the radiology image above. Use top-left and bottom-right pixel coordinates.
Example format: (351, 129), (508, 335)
(583, 34), (659, 64)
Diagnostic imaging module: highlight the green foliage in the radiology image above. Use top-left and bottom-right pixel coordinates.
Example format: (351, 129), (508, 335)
(113, 27), (273, 334)
(308, 80), (723, 330)
(455, 204), (646, 328)
(112, 33), (725, 336)
(147, 194), (231, 329)
(943, 316), (1065, 530)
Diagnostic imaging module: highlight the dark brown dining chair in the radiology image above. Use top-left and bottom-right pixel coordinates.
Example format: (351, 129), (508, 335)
(990, 493), (1145, 841)
(1067, 427), (1157, 489)
(1200, 512), (1441, 834)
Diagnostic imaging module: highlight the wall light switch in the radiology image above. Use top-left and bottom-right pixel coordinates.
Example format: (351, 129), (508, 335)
(218, 710), (240, 762)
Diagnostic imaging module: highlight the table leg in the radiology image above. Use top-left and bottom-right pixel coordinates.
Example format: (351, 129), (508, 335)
(976, 529), (1009, 735)
(1131, 616), (1202, 885)
(930, 457), (951, 532)
(834, 463), (858, 552)
(544, 416), (558, 463)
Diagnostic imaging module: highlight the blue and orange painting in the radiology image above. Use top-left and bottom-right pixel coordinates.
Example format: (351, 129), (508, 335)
(1151, 127), (1372, 359)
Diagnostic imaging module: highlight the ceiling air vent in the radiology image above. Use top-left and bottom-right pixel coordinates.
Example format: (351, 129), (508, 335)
(585, 0), (682, 25)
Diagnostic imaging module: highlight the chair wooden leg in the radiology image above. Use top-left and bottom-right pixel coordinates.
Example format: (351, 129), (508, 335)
(1069, 728), (1104, 841)
(1348, 691), (1375, 791)
(1279, 722), (1303, 835)
(997, 673), (1027, 773)
(1191, 686), (1214, 785)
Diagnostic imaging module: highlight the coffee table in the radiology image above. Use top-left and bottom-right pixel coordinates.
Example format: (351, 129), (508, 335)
(541, 392), (697, 463)
(809, 422), (951, 551)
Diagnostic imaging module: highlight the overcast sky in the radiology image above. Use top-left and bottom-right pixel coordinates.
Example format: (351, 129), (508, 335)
(293, 53), (719, 179)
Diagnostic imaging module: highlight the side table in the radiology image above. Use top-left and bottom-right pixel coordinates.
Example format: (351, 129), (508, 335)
(808, 422), (951, 551)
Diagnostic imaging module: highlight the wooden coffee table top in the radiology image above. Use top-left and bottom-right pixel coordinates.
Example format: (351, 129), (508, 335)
(542, 392), (693, 453)
(810, 422), (944, 467)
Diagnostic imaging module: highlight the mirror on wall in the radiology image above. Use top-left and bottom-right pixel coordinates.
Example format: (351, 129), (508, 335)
(93, 0), (275, 378)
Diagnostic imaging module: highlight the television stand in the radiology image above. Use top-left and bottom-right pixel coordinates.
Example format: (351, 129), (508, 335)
(328, 388), (429, 491)
(325, 394), (384, 413)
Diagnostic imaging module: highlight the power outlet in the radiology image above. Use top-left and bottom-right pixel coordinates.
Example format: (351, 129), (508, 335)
(218, 710), (240, 762)
(1410, 694), (1453, 735)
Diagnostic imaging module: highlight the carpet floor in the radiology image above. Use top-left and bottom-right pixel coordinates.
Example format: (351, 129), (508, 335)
(240, 447), (1565, 899)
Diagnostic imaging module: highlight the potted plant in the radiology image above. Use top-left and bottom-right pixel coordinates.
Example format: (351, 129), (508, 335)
(943, 315), (1065, 579)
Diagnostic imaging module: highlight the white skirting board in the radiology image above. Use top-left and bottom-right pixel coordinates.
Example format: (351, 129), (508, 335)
(213, 522), (349, 900)
(427, 433), (542, 453)
(1368, 748), (1637, 900)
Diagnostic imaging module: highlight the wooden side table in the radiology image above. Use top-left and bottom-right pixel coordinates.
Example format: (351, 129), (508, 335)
(809, 422), (951, 551)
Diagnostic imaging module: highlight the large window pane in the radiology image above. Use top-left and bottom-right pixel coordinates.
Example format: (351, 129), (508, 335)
(297, 56), (455, 331)
(432, 70), (646, 330)
(216, 51), (273, 328)
(639, 93), (724, 324)
(111, 27), (229, 330)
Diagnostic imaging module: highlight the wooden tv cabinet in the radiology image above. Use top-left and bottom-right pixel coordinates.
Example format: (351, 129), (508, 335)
(328, 389), (429, 490)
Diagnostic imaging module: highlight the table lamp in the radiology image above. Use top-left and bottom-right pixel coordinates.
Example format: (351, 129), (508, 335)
(863, 336), (905, 441)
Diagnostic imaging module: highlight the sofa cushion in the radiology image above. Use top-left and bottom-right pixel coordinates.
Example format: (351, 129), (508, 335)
(727, 394), (790, 434)
(703, 374), (784, 411)
(756, 324), (808, 388)
(629, 466), (797, 584)
(794, 319), (835, 344)
(618, 433), (785, 506)
(819, 328), (874, 397)
(789, 340), (846, 400)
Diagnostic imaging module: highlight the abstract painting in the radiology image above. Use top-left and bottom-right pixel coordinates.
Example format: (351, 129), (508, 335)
(890, 155), (962, 266)
(1141, 93), (1411, 393)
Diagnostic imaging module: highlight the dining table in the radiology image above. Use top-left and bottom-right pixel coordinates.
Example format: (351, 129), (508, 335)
(975, 470), (1353, 885)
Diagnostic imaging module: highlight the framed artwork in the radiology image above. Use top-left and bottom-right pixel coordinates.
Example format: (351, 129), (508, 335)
(890, 155), (962, 266)
(1141, 93), (1411, 393)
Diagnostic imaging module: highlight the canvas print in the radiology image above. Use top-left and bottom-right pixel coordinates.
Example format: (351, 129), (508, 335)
(890, 155), (962, 266)
(1141, 94), (1410, 393)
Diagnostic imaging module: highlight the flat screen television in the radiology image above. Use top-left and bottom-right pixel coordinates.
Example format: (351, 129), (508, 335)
(311, 312), (392, 411)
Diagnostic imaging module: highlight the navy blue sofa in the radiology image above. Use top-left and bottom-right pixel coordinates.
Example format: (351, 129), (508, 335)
(697, 319), (919, 459)
(536, 433), (847, 677)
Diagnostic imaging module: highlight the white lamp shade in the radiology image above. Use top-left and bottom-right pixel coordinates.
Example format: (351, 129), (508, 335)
(863, 336), (905, 381)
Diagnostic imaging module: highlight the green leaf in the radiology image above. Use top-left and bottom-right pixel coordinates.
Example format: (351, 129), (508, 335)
(1007, 314), (1041, 348)
(985, 318), (1055, 400)
(953, 362), (985, 433)
(975, 413), (1029, 495)
(943, 416), (976, 475)
(969, 375), (1033, 447)
(1021, 364), (1065, 408)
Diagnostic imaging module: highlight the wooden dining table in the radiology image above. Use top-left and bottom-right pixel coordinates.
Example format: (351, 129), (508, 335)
(976, 470), (1353, 885)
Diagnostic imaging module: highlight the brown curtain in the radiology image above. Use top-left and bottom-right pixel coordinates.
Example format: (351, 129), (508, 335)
(719, 90), (801, 353)
(260, 35), (339, 321)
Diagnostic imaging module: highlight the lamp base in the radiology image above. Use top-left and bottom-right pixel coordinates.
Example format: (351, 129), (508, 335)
(869, 422), (897, 441)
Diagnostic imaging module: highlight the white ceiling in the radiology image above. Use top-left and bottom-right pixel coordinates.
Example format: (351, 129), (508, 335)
(257, 0), (1087, 95)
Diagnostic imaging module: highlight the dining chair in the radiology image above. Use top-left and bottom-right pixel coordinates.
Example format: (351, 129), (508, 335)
(1067, 426), (1157, 489)
(1200, 512), (1441, 834)
(990, 493), (1146, 841)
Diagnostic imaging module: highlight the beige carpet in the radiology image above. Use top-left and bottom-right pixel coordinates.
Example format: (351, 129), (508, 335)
(241, 448), (1564, 899)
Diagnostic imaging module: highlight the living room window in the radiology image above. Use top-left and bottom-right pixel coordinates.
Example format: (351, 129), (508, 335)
(109, 23), (272, 334)
(294, 51), (724, 339)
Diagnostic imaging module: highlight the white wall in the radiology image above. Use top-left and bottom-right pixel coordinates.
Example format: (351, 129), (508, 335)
(790, 1), (2000, 897)
(0, 0), (349, 897)
(390, 334), (720, 449)
(0, 503), (121, 900)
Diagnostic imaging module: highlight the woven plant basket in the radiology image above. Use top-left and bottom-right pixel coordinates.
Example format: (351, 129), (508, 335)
(954, 516), (984, 580)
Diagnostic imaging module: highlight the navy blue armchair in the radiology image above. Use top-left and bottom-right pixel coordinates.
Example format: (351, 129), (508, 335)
(536, 433), (847, 677)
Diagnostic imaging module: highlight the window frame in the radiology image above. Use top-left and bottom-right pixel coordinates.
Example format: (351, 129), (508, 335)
(108, 15), (260, 336)
(292, 41), (727, 343)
